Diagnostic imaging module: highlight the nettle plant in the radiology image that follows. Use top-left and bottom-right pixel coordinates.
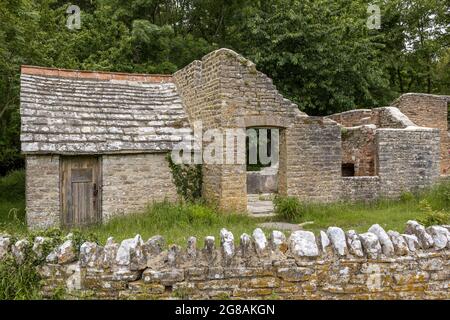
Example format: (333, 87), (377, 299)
(166, 154), (202, 203)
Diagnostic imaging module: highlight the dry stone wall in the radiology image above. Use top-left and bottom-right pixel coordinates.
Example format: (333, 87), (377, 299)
(3, 221), (447, 300)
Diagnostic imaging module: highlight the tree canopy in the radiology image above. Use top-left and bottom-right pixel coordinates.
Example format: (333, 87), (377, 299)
(0, 0), (449, 174)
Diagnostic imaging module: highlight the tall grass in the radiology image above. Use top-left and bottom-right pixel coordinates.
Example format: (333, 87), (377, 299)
(84, 201), (260, 245)
(0, 170), (26, 233)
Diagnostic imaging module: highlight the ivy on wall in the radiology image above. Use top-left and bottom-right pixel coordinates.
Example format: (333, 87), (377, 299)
(166, 154), (202, 203)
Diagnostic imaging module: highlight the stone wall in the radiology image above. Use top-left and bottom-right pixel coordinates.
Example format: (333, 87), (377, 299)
(26, 153), (178, 229)
(282, 116), (342, 202)
(2, 221), (448, 300)
(102, 153), (177, 221)
(341, 125), (376, 176)
(26, 155), (61, 229)
(327, 107), (414, 129)
(173, 48), (304, 212)
(341, 177), (380, 202)
(376, 128), (441, 197)
(392, 93), (450, 173)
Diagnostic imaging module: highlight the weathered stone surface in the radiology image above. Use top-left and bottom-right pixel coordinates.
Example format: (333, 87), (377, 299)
(270, 230), (286, 251)
(426, 226), (449, 250)
(32, 236), (49, 259)
(368, 224), (395, 256)
(80, 242), (103, 268)
(346, 230), (364, 257)
(146, 235), (165, 256)
(187, 236), (197, 258)
(12, 239), (30, 264)
(220, 228), (235, 261)
(167, 244), (181, 266)
(319, 231), (330, 252)
(288, 231), (319, 257)
(252, 228), (267, 255)
(240, 233), (252, 256)
(116, 235), (147, 270)
(103, 237), (119, 268)
(358, 233), (381, 259)
(56, 240), (77, 264)
(327, 227), (348, 256)
(143, 269), (184, 285)
(402, 234), (420, 252)
(0, 237), (11, 260)
(204, 236), (215, 253)
(45, 250), (58, 264)
(387, 230), (409, 256)
(405, 220), (434, 249)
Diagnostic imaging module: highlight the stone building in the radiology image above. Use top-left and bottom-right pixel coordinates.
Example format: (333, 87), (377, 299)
(20, 48), (450, 229)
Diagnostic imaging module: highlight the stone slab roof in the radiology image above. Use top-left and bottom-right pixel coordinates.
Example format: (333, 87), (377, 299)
(20, 66), (191, 154)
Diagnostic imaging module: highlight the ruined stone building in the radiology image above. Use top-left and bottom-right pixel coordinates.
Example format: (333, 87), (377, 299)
(20, 48), (450, 229)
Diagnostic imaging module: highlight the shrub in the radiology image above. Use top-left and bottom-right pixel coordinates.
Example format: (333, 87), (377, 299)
(186, 204), (219, 226)
(273, 195), (303, 221)
(166, 154), (202, 203)
(400, 191), (415, 202)
(418, 199), (450, 227)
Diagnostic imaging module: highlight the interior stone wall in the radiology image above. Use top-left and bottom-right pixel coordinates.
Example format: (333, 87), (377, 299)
(341, 125), (376, 176)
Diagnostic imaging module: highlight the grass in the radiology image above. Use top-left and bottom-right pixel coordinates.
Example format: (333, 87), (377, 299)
(0, 169), (449, 245)
(0, 170), (26, 234)
(82, 201), (261, 246)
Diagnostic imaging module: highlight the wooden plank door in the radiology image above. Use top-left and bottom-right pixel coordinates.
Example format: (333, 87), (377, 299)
(61, 156), (101, 227)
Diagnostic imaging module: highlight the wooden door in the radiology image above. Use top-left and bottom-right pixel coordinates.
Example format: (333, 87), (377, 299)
(61, 156), (101, 227)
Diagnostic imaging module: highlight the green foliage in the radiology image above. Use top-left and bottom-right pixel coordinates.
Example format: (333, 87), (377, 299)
(0, 170), (25, 202)
(0, 0), (449, 174)
(0, 170), (26, 233)
(80, 200), (257, 245)
(273, 195), (304, 221)
(418, 199), (450, 227)
(167, 154), (203, 203)
(400, 191), (415, 202)
(0, 255), (42, 300)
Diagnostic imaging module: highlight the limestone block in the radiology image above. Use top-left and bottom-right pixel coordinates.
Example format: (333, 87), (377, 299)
(327, 227), (348, 256)
(405, 220), (434, 249)
(358, 233), (381, 259)
(368, 224), (395, 256)
(288, 231), (319, 257)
